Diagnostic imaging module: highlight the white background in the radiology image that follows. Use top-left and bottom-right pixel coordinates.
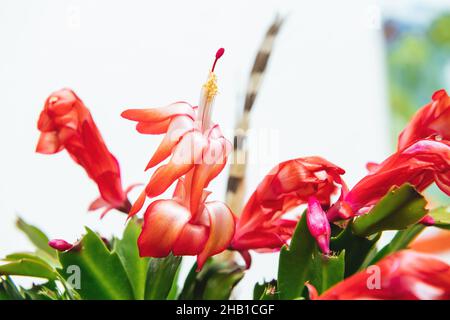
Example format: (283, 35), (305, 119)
(0, 0), (448, 298)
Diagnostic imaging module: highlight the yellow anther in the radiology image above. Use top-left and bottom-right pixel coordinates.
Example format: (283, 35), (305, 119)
(203, 72), (218, 101)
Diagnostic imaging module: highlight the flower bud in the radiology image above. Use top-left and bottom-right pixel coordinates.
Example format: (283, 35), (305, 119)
(48, 239), (73, 252)
(306, 197), (331, 255)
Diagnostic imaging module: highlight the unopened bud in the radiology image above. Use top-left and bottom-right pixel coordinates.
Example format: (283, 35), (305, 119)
(48, 239), (73, 252)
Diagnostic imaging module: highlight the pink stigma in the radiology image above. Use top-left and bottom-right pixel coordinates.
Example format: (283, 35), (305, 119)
(211, 48), (225, 72)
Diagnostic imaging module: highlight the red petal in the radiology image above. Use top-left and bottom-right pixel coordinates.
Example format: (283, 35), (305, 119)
(145, 131), (205, 197)
(128, 189), (147, 218)
(197, 201), (235, 270)
(36, 132), (61, 154)
(319, 250), (450, 300)
(138, 200), (190, 257)
(95, 171), (126, 208)
(121, 102), (194, 123)
(88, 196), (108, 211)
(145, 116), (194, 170)
(37, 110), (55, 132)
(189, 137), (230, 213)
(136, 119), (170, 134)
(173, 223), (208, 256)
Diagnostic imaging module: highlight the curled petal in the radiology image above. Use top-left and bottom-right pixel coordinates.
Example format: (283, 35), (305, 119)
(318, 250), (450, 300)
(233, 157), (345, 251)
(189, 136), (231, 214)
(37, 110), (55, 132)
(136, 119), (171, 134)
(345, 139), (450, 214)
(173, 223), (208, 256)
(128, 189), (147, 218)
(45, 89), (77, 116)
(36, 132), (61, 154)
(138, 200), (190, 257)
(121, 102), (195, 123)
(398, 89), (450, 150)
(197, 201), (235, 270)
(145, 130), (206, 197)
(145, 116), (194, 170)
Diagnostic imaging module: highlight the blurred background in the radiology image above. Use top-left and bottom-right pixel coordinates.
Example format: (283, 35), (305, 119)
(0, 0), (449, 298)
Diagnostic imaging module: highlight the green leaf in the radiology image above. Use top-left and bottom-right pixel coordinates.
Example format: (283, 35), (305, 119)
(144, 254), (181, 300)
(253, 280), (279, 300)
(352, 184), (427, 237)
(0, 258), (57, 280)
(179, 259), (245, 300)
(113, 218), (149, 300)
(16, 217), (56, 258)
(23, 281), (60, 300)
(278, 213), (316, 300)
(202, 261), (244, 300)
(330, 223), (381, 277)
(6, 251), (60, 269)
(429, 206), (450, 230)
(309, 250), (345, 294)
(166, 267), (181, 300)
(366, 224), (425, 266)
(0, 277), (25, 300)
(58, 228), (134, 300)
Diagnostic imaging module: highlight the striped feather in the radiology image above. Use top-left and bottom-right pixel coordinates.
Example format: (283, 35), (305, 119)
(226, 16), (284, 215)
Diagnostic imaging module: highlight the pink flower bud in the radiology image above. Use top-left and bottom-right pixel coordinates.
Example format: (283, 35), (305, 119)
(306, 197), (331, 255)
(420, 215), (435, 226)
(48, 239), (73, 252)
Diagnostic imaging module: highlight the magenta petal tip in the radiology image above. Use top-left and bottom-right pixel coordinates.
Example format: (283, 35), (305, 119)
(48, 239), (73, 252)
(420, 215), (435, 226)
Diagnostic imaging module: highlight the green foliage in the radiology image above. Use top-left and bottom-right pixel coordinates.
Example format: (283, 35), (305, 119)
(0, 276), (25, 300)
(277, 214), (315, 300)
(429, 206), (450, 230)
(366, 224), (425, 266)
(330, 224), (381, 277)
(309, 249), (345, 294)
(114, 218), (149, 299)
(278, 214), (346, 299)
(179, 258), (245, 300)
(253, 280), (278, 300)
(0, 257), (57, 280)
(16, 217), (56, 258)
(0, 183), (442, 300)
(144, 254), (181, 300)
(352, 184), (427, 237)
(58, 228), (134, 300)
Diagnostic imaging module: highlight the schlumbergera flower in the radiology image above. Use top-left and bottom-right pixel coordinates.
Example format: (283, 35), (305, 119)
(307, 250), (450, 300)
(122, 49), (235, 270)
(397, 89), (450, 150)
(231, 157), (346, 256)
(36, 89), (132, 217)
(328, 90), (450, 221)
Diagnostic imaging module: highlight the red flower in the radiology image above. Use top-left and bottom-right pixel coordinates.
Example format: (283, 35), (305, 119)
(328, 90), (450, 221)
(398, 89), (450, 150)
(36, 89), (131, 216)
(327, 139), (450, 221)
(308, 250), (450, 300)
(231, 157), (346, 252)
(351, 139), (449, 208)
(122, 49), (235, 269)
